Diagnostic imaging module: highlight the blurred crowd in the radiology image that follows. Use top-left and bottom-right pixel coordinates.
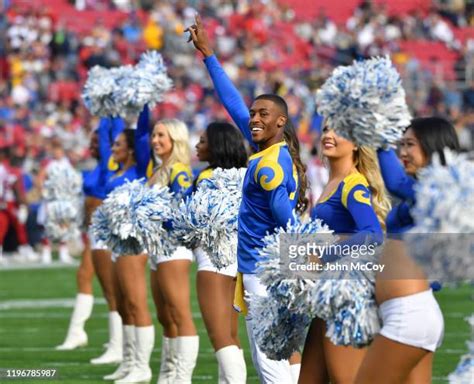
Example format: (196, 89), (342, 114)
(1, 0), (474, 258)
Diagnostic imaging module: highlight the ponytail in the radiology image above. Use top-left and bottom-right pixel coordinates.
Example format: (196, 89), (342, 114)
(284, 121), (309, 214)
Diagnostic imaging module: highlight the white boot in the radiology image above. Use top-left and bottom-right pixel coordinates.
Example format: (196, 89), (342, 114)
(174, 336), (199, 384)
(157, 337), (178, 383)
(41, 245), (52, 264)
(291, 363), (301, 384)
(59, 243), (73, 263)
(18, 244), (39, 262)
(55, 293), (93, 350)
(104, 325), (136, 380)
(216, 345), (247, 384)
(115, 325), (154, 384)
(91, 311), (123, 364)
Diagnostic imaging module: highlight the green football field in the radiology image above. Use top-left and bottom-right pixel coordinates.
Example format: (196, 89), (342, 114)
(0, 263), (472, 383)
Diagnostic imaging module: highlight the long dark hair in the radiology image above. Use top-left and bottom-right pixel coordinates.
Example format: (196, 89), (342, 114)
(409, 117), (460, 165)
(284, 120), (309, 213)
(207, 122), (248, 169)
(122, 128), (136, 160)
(255, 94), (309, 213)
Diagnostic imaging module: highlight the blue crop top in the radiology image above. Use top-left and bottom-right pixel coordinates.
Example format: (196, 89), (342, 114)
(83, 117), (124, 199)
(311, 172), (383, 261)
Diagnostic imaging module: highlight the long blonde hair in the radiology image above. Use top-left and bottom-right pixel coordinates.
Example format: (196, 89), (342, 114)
(354, 146), (391, 230)
(148, 119), (191, 187)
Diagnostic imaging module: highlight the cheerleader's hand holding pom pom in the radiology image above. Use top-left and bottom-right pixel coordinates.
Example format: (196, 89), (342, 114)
(171, 167), (246, 268)
(91, 179), (176, 256)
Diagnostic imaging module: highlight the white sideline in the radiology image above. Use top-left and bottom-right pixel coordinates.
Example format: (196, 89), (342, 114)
(0, 298), (106, 310)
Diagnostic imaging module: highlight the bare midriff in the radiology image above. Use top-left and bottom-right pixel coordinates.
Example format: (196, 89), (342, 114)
(375, 239), (429, 304)
(85, 196), (103, 226)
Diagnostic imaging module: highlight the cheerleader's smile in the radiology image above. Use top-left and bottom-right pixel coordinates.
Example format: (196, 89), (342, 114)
(320, 127), (356, 159)
(399, 127), (427, 176)
(249, 98), (286, 146)
(151, 123), (173, 159)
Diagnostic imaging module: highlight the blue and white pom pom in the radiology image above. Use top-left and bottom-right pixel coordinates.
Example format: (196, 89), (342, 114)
(308, 258), (381, 347)
(448, 314), (474, 384)
(316, 56), (411, 148)
(42, 160), (83, 201)
(42, 160), (83, 241)
(44, 200), (82, 242)
(91, 179), (176, 256)
(248, 217), (335, 360)
(135, 51), (173, 106)
(408, 150), (474, 281)
(82, 65), (134, 117)
(82, 51), (172, 118)
(256, 217), (335, 310)
(172, 168), (246, 268)
(248, 293), (312, 360)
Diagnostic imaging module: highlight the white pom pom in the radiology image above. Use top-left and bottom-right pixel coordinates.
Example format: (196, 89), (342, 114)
(172, 167), (246, 268)
(249, 217), (337, 358)
(82, 51), (172, 118)
(42, 161), (83, 241)
(248, 293), (311, 361)
(316, 56), (411, 148)
(256, 218), (335, 310)
(42, 161), (83, 201)
(91, 179), (176, 256)
(448, 314), (474, 384)
(44, 200), (82, 241)
(253, 217), (380, 350)
(309, 265), (380, 347)
(408, 150), (474, 281)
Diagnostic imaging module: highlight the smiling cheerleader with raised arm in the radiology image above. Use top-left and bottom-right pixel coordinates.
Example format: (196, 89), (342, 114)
(187, 14), (308, 384)
(99, 106), (156, 384)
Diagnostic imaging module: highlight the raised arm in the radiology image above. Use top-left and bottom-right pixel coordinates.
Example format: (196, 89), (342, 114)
(187, 15), (255, 149)
(98, 116), (124, 172)
(97, 117), (113, 169)
(134, 105), (151, 178)
(377, 148), (416, 201)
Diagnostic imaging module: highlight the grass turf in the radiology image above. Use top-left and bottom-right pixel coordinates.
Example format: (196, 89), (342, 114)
(0, 264), (472, 383)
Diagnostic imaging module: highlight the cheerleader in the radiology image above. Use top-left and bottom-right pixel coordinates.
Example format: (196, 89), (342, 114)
(354, 119), (455, 383)
(101, 106), (155, 384)
(299, 127), (389, 384)
(377, 117), (460, 233)
(86, 117), (124, 364)
(55, 117), (123, 352)
(187, 15), (308, 383)
(354, 238), (444, 383)
(194, 122), (248, 383)
(143, 119), (197, 384)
